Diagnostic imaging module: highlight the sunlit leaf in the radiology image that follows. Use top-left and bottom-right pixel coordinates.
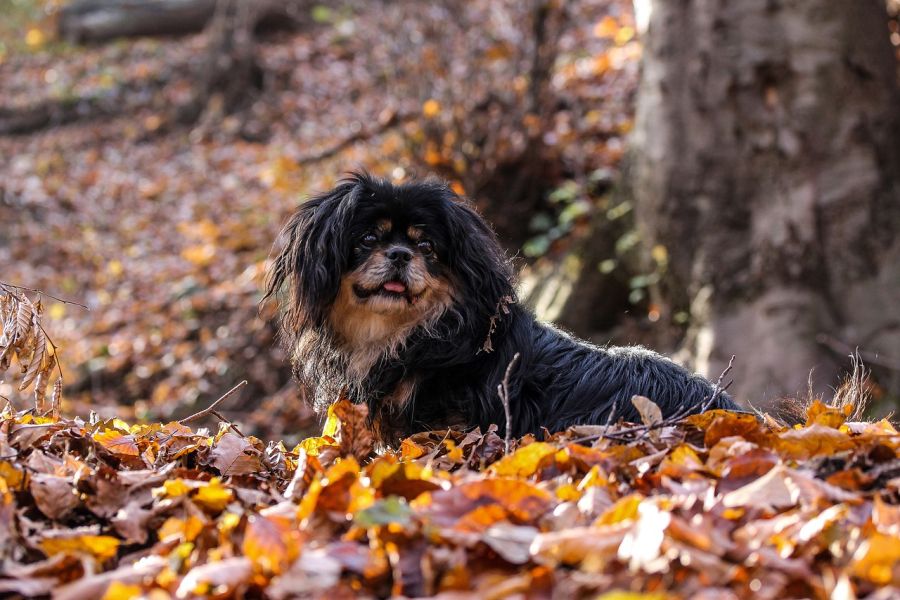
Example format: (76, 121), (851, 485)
(489, 442), (557, 478)
(41, 534), (119, 561)
(242, 514), (300, 574)
(192, 478), (233, 512)
(93, 430), (141, 457)
(851, 532), (900, 585)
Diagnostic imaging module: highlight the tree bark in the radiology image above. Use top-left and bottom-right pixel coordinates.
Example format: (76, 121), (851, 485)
(629, 0), (900, 407)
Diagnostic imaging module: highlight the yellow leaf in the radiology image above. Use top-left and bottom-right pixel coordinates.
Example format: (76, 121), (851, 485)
(614, 26), (635, 45)
(556, 483), (581, 502)
(489, 442), (557, 478)
(297, 435), (337, 457)
(107, 260), (124, 277)
(445, 440), (464, 463)
(0, 461), (25, 488)
(25, 28), (45, 48)
(41, 535), (119, 561)
(650, 244), (668, 266)
(48, 303), (66, 320)
(181, 244), (217, 267)
(851, 532), (900, 585)
(193, 478), (233, 512)
(219, 512), (242, 534)
(422, 99), (441, 118)
(158, 516), (205, 543)
(595, 494), (642, 526)
(160, 478), (192, 498)
(101, 581), (142, 600)
(577, 465), (608, 490)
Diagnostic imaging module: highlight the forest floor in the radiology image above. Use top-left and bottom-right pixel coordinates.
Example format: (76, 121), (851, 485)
(2, 2), (900, 598)
(0, 0), (638, 442)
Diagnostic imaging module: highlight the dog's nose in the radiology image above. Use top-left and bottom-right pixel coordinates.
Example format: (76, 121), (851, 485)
(386, 246), (413, 264)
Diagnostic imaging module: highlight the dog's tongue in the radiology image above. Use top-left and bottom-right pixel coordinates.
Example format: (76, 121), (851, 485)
(383, 281), (406, 293)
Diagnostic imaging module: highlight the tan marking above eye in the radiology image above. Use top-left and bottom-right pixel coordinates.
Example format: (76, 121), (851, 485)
(376, 219), (392, 233)
(407, 226), (423, 241)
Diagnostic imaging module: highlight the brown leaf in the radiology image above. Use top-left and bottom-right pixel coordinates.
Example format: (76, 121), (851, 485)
(721, 464), (797, 511)
(413, 478), (554, 528)
(208, 432), (261, 476)
(482, 523), (539, 564)
(631, 395), (663, 428)
(20, 321), (46, 392)
(53, 556), (166, 600)
(15, 295), (33, 343)
(30, 473), (80, 520)
(327, 399), (375, 461)
(530, 525), (628, 566)
(176, 556), (252, 597)
(773, 424), (855, 460)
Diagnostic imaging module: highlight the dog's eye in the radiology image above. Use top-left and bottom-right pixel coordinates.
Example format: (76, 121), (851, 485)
(360, 233), (378, 247)
(417, 240), (434, 255)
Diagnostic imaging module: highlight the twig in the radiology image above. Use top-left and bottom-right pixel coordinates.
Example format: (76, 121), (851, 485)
(210, 410), (246, 437)
(497, 352), (521, 454)
(0, 281), (89, 310)
(698, 355), (735, 413)
(180, 380), (248, 436)
(597, 397), (620, 443)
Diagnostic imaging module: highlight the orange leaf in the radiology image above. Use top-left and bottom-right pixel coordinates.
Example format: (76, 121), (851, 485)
(242, 514), (300, 574)
(93, 430), (141, 457)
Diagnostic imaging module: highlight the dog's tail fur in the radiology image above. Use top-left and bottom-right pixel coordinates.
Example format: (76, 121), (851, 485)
(767, 352), (873, 426)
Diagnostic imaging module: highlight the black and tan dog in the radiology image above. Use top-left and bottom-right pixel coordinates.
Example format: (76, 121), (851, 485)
(265, 172), (739, 444)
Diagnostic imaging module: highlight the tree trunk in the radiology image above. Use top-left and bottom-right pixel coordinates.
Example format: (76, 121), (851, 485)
(629, 0), (900, 408)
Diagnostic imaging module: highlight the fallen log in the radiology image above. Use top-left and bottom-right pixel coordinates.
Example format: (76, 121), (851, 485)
(57, 0), (218, 43)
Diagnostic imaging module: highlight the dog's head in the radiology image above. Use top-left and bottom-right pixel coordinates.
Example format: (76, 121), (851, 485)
(265, 172), (515, 357)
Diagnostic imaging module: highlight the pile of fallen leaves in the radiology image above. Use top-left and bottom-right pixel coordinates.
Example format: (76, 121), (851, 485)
(1, 397), (899, 599)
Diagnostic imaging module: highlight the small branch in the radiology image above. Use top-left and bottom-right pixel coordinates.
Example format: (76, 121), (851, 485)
(698, 355), (735, 413)
(497, 352), (521, 454)
(595, 397), (620, 445)
(210, 410), (246, 437)
(180, 380), (248, 428)
(0, 281), (89, 310)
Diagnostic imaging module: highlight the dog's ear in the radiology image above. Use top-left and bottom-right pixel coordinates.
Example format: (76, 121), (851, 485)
(444, 198), (517, 323)
(264, 179), (360, 331)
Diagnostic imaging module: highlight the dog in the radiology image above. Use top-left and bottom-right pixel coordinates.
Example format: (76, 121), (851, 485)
(264, 172), (740, 444)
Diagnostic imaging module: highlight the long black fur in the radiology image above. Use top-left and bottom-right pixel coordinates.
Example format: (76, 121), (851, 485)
(265, 172), (740, 443)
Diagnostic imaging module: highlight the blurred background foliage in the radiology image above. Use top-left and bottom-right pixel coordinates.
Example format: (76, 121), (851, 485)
(1, 0), (899, 441)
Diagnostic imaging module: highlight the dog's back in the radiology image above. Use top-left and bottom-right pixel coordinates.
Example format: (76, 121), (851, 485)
(519, 321), (738, 432)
